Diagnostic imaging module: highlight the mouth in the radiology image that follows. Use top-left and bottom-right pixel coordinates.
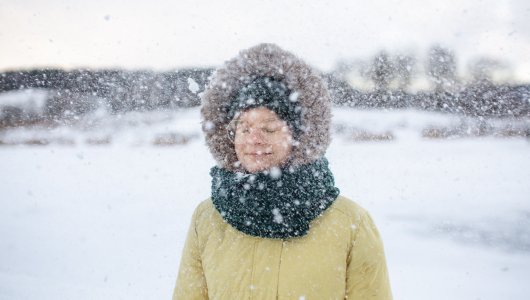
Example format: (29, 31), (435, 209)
(246, 152), (272, 157)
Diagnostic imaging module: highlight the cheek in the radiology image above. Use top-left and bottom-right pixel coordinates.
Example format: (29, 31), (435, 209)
(273, 138), (292, 158)
(234, 143), (244, 160)
(279, 140), (291, 150)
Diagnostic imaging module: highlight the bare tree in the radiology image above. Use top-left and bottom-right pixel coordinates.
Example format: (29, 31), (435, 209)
(394, 54), (416, 91)
(370, 51), (395, 91)
(468, 57), (509, 83)
(427, 45), (457, 92)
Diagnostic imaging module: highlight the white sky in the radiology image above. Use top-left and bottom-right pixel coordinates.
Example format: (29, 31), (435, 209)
(1, 0), (529, 81)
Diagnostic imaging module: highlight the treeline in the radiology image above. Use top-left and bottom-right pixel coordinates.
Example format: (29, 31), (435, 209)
(326, 45), (529, 117)
(0, 68), (212, 114)
(0, 51), (529, 128)
(325, 75), (530, 117)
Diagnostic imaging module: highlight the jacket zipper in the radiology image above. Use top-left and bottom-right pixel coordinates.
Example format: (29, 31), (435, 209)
(250, 239), (258, 300)
(276, 239), (285, 299)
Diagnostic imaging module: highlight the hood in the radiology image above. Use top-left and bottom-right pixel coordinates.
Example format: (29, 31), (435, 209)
(200, 43), (333, 171)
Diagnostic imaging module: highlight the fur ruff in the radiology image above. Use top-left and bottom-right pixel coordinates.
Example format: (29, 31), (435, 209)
(201, 43), (333, 171)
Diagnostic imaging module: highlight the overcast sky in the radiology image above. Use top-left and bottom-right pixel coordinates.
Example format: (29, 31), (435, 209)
(1, 0), (529, 81)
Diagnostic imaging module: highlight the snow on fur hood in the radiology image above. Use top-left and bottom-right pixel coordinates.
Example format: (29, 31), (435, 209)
(200, 43), (333, 171)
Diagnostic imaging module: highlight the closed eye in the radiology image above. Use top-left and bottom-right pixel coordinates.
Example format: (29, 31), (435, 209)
(263, 128), (279, 133)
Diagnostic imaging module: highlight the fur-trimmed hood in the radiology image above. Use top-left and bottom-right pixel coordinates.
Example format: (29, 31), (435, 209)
(201, 43), (333, 171)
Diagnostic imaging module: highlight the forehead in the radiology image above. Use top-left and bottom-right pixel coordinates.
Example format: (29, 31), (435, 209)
(237, 107), (282, 124)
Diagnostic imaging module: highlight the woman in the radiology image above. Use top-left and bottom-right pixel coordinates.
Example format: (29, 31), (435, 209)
(173, 43), (392, 299)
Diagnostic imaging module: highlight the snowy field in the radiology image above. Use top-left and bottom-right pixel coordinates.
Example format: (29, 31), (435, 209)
(1, 107), (530, 299)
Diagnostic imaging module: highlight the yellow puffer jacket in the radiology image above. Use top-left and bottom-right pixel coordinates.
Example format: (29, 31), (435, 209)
(173, 195), (392, 299)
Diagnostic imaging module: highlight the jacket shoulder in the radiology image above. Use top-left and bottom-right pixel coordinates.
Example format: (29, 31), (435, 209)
(328, 195), (369, 222)
(192, 198), (216, 222)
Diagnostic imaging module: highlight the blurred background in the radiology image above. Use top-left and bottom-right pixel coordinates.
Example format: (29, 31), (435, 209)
(0, 0), (529, 299)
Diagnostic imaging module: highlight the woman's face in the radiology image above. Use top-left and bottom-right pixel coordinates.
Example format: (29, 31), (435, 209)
(233, 107), (293, 173)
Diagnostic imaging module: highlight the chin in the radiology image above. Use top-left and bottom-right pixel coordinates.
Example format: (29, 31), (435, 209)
(244, 165), (267, 173)
(242, 161), (272, 173)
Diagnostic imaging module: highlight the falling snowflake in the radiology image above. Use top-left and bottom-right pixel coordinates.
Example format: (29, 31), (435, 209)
(272, 208), (283, 224)
(187, 78), (200, 94)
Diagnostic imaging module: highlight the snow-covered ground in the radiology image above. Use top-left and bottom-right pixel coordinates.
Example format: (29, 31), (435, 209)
(1, 107), (529, 299)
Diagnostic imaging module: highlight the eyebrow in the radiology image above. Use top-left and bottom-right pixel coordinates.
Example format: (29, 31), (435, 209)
(262, 118), (278, 123)
(236, 118), (279, 126)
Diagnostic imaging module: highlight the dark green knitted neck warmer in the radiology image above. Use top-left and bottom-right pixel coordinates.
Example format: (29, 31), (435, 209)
(210, 157), (340, 239)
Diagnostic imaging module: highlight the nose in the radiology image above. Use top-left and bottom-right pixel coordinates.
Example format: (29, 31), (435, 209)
(247, 128), (266, 144)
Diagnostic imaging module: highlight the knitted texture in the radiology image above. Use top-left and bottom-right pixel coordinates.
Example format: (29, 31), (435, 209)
(210, 157), (340, 239)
